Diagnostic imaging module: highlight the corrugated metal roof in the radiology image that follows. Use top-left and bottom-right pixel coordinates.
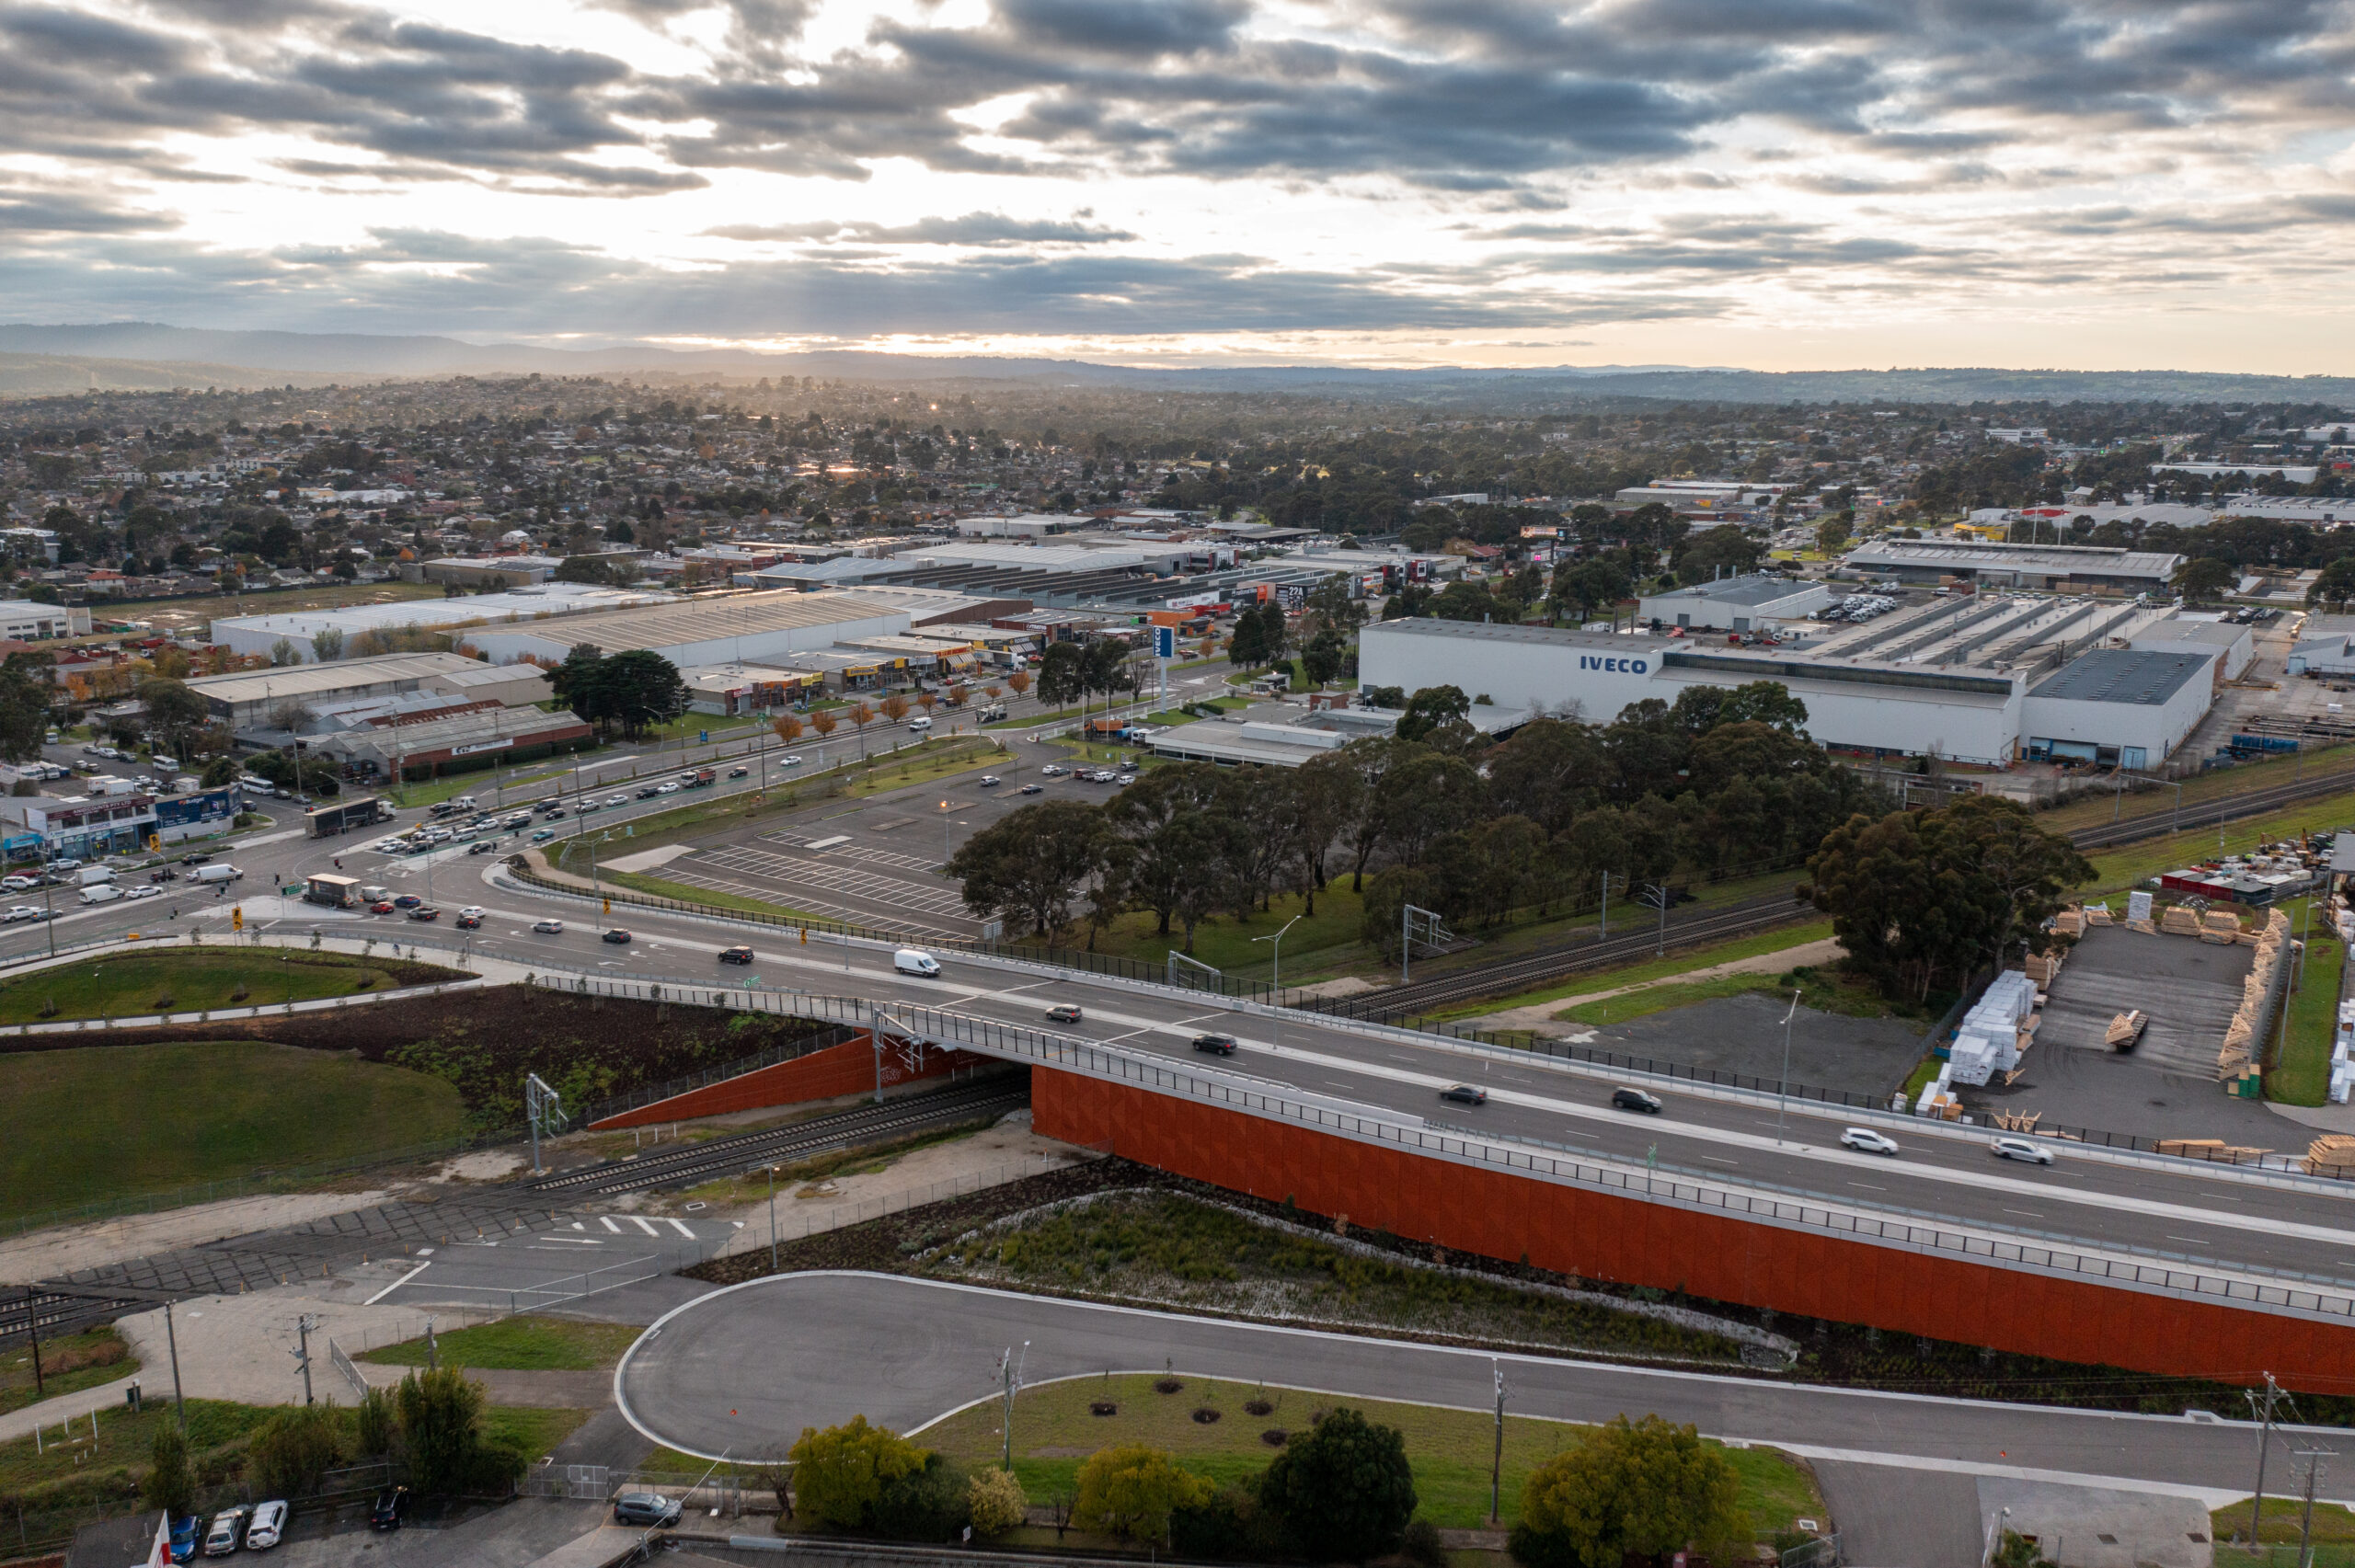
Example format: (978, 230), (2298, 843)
(2027, 649), (2210, 705)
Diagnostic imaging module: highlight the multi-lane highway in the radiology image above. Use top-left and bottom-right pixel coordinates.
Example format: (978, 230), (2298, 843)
(13, 736), (2355, 1302)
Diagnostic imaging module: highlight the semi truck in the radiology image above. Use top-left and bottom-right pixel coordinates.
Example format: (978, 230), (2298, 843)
(304, 873), (362, 910)
(306, 796), (395, 838)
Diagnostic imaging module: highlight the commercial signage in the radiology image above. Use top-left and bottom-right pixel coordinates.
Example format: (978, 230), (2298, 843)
(1580, 655), (1650, 673)
(451, 738), (514, 757)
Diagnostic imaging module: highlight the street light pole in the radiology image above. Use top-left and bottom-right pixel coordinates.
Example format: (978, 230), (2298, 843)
(1775, 988), (1802, 1144)
(767, 1163), (778, 1272)
(1251, 913), (1302, 1001)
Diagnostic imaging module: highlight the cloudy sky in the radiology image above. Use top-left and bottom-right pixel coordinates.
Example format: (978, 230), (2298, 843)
(4, 0), (2353, 371)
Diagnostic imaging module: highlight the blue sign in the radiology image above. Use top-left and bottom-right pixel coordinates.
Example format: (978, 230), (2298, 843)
(1154, 625), (1176, 659)
(1579, 656), (1649, 674)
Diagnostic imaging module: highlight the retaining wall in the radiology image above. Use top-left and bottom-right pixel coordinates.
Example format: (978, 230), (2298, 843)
(588, 1034), (981, 1129)
(1029, 1065), (2355, 1392)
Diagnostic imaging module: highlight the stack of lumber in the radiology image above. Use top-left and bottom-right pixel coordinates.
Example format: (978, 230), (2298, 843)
(2105, 1010), (2148, 1050)
(2161, 905), (2207, 937)
(1992, 1111), (2043, 1133)
(2305, 1134), (2355, 1179)
(2219, 910), (2295, 1079)
(2085, 903), (2115, 926)
(2201, 910), (2244, 944)
(2025, 949), (2064, 984)
(2053, 907), (2085, 938)
(2157, 1139), (2271, 1165)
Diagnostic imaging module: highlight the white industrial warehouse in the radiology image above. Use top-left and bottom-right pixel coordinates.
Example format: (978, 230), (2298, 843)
(209, 583), (669, 662)
(1358, 611), (2229, 769)
(460, 589), (912, 667)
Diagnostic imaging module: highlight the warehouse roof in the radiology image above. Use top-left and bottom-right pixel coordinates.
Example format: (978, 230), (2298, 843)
(1845, 540), (2184, 578)
(476, 589), (903, 650)
(183, 652), (488, 704)
(2028, 649), (2211, 705)
(1646, 574), (1816, 607)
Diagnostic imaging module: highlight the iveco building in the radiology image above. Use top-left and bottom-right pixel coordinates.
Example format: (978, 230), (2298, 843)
(1360, 620), (2029, 765)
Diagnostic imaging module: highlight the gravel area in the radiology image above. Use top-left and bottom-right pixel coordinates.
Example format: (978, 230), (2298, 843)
(1575, 990), (1934, 1101)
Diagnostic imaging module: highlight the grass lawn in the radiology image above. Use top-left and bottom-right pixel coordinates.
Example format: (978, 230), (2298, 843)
(1439, 920), (1837, 1023)
(1085, 883), (1370, 985)
(0, 949), (460, 1025)
(2081, 784), (2355, 898)
(638, 712), (768, 745)
(0, 1328), (135, 1419)
(361, 1318), (642, 1371)
(0, 1039), (466, 1221)
(916, 1372), (1823, 1536)
(2212, 1497), (2355, 1562)
(484, 1405), (593, 1462)
(2269, 898), (2344, 1107)
(1555, 960), (1905, 1028)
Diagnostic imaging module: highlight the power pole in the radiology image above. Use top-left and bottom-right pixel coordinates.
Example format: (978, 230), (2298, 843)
(2251, 1371), (2280, 1546)
(426, 1316), (439, 1372)
(1598, 870), (1608, 941)
(293, 1314), (317, 1406)
(22, 1288), (40, 1397)
(2296, 1444), (2334, 1568)
(1489, 1359), (1507, 1526)
(998, 1343), (1029, 1471)
(164, 1299), (187, 1435)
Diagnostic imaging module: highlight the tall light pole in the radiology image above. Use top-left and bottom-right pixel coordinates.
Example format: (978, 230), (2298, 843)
(1251, 913), (1301, 1001)
(1639, 881), (1671, 957)
(766, 1163), (779, 1272)
(1775, 987), (1802, 1144)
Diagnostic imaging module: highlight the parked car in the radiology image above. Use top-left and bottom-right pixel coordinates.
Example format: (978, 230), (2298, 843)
(369, 1486), (409, 1530)
(613, 1492), (682, 1527)
(468, 841), (499, 855)
(603, 928), (632, 944)
(1044, 1003), (1083, 1023)
(533, 919), (564, 933)
(1439, 1083), (1488, 1105)
(718, 945), (754, 964)
(1611, 1087), (1663, 1115)
(244, 1499), (287, 1550)
(3, 905), (45, 923)
(203, 1505), (249, 1556)
(1992, 1136), (2056, 1166)
(1190, 1032), (1238, 1056)
(169, 1514), (201, 1562)
(1040, 764), (1067, 777)
(1018, 783), (1044, 795)
(1840, 1127), (1901, 1156)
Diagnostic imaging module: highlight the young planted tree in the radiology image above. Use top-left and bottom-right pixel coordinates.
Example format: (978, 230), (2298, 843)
(773, 712), (803, 745)
(846, 702), (876, 758)
(810, 709), (838, 741)
(143, 1422), (193, 1516)
(1072, 1445), (1210, 1547)
(1006, 670), (1030, 699)
(787, 1416), (928, 1529)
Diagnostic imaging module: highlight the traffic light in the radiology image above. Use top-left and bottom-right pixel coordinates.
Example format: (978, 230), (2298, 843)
(602, 897), (611, 915)
(146, 834), (160, 852)
(231, 906), (243, 932)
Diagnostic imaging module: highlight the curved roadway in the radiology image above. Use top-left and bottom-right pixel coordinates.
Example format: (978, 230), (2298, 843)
(615, 1271), (2274, 1501)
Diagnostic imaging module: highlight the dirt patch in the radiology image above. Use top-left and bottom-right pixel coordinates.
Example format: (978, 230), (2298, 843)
(0, 987), (833, 1128)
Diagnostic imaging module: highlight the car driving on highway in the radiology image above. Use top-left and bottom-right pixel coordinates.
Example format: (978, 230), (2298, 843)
(1991, 1136), (2056, 1166)
(1044, 1003), (1083, 1023)
(533, 919), (564, 934)
(1839, 1127), (1901, 1156)
(603, 928), (631, 944)
(1611, 1087), (1663, 1114)
(1189, 1032), (1238, 1056)
(1439, 1083), (1488, 1105)
(718, 944), (753, 964)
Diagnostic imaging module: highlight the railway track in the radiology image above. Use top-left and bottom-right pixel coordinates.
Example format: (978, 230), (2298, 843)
(521, 1076), (1030, 1197)
(1331, 762), (2355, 1020)
(1, 1285), (165, 1350)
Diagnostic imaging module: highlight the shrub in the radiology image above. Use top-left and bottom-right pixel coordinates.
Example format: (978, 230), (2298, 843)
(787, 1415), (928, 1529)
(354, 1387), (396, 1457)
(1258, 1406), (1417, 1562)
(1402, 1518), (1448, 1567)
(967, 1467), (1028, 1537)
(1171, 1484), (1283, 1560)
(1510, 1414), (1747, 1568)
(247, 1404), (346, 1496)
(394, 1366), (492, 1496)
(1072, 1444), (1211, 1546)
(142, 1423), (192, 1516)
(867, 1452), (968, 1541)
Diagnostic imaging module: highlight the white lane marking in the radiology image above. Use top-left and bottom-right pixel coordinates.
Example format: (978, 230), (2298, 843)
(665, 1218), (695, 1237)
(601, 1216), (623, 1233)
(363, 1261), (431, 1305)
(631, 1216), (661, 1235)
(529, 1235), (604, 1245)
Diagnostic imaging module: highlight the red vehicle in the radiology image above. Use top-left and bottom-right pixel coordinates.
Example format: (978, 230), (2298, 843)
(369, 900), (396, 914)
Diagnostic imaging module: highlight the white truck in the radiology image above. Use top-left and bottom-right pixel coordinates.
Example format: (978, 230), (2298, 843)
(78, 884), (122, 905)
(191, 864), (243, 886)
(75, 865), (113, 887)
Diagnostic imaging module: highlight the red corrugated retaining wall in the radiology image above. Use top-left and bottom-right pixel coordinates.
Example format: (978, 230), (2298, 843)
(589, 1035), (982, 1129)
(1031, 1066), (2355, 1393)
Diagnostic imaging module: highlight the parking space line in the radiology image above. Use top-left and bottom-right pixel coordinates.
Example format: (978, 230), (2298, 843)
(664, 1219), (695, 1237)
(600, 1217), (623, 1232)
(363, 1261), (431, 1305)
(630, 1216), (661, 1235)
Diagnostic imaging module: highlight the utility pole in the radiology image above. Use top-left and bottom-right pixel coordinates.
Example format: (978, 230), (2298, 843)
(1489, 1360), (1507, 1526)
(426, 1316), (438, 1371)
(767, 1164), (779, 1272)
(293, 1313), (317, 1405)
(164, 1299), (186, 1435)
(1598, 870), (1608, 942)
(2251, 1371), (2280, 1546)
(998, 1343), (1029, 1471)
(2295, 1444), (2334, 1568)
(524, 1073), (564, 1175)
(1640, 881), (1671, 957)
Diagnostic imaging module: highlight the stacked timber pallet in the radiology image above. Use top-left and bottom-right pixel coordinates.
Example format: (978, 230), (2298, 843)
(2217, 909), (2294, 1081)
(2084, 902), (2115, 926)
(2157, 1138), (2271, 1165)
(2161, 905), (2207, 937)
(2201, 910), (2245, 944)
(1991, 1111), (2043, 1133)
(2053, 908), (2085, 939)
(2305, 1134), (2355, 1179)
(2105, 1010), (2147, 1050)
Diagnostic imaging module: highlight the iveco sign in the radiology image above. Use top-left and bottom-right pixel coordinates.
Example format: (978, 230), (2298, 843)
(1579, 656), (1649, 673)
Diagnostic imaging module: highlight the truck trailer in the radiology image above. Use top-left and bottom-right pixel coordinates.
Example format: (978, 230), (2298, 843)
(306, 797), (394, 838)
(304, 873), (362, 910)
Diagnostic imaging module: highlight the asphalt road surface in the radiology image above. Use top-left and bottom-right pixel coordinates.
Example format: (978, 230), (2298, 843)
(616, 1271), (2285, 1504)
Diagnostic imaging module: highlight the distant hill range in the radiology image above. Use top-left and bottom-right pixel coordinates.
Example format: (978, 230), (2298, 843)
(3, 321), (2350, 409)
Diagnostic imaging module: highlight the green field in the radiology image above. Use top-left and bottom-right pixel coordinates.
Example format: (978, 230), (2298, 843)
(361, 1317), (643, 1371)
(0, 1327), (135, 1418)
(1553, 961), (1910, 1028)
(0, 1039), (467, 1219)
(918, 1372), (1822, 1536)
(0, 949), (462, 1025)
(2268, 896), (2345, 1106)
